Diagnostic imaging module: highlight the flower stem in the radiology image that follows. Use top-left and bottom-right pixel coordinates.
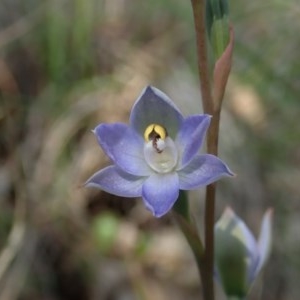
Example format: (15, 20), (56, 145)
(190, 0), (221, 300)
(190, 0), (214, 115)
(203, 112), (221, 299)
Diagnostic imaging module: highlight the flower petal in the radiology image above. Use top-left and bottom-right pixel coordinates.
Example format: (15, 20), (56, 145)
(94, 123), (151, 176)
(176, 114), (211, 167)
(231, 211), (260, 285)
(130, 86), (184, 139)
(255, 209), (273, 277)
(142, 172), (179, 217)
(178, 154), (234, 190)
(85, 165), (145, 197)
(215, 207), (259, 295)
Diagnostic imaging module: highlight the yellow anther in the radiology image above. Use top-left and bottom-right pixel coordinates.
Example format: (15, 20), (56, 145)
(144, 124), (167, 142)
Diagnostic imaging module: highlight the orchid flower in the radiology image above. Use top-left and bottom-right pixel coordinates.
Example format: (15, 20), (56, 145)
(85, 86), (233, 217)
(214, 207), (273, 298)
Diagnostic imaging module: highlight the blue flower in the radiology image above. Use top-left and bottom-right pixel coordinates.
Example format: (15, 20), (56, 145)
(85, 86), (233, 217)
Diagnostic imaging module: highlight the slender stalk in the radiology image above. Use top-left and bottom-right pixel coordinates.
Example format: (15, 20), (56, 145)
(200, 183), (216, 299)
(202, 111), (221, 298)
(190, 1), (222, 299)
(190, 0), (214, 115)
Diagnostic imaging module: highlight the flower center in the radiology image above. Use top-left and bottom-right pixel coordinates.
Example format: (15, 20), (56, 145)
(143, 124), (178, 173)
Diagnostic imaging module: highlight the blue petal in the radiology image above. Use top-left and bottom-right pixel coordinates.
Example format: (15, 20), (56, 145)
(231, 211), (259, 285)
(254, 209), (273, 278)
(85, 165), (145, 197)
(94, 123), (151, 176)
(130, 86), (184, 139)
(142, 172), (179, 217)
(176, 114), (211, 168)
(178, 154), (234, 189)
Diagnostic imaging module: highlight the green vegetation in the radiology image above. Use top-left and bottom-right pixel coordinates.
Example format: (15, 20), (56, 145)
(0, 0), (299, 299)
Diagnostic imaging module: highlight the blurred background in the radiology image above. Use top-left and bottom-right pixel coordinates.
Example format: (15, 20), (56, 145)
(0, 0), (299, 299)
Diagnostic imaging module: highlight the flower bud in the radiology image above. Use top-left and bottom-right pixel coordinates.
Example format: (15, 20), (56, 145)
(206, 0), (230, 59)
(214, 207), (273, 298)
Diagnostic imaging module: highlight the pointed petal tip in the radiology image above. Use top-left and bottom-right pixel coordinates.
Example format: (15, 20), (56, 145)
(152, 210), (166, 218)
(223, 206), (235, 217)
(145, 85), (162, 94)
(261, 208), (274, 233)
(143, 195), (176, 218)
(84, 180), (99, 189)
(217, 160), (236, 179)
(138, 85), (152, 98)
(141, 85), (180, 111)
(222, 162), (235, 177)
(151, 203), (174, 218)
(92, 122), (105, 134)
(218, 206), (238, 225)
(264, 207), (274, 218)
(84, 174), (102, 189)
(222, 163), (236, 178)
(145, 85), (155, 92)
(228, 170), (236, 177)
(204, 113), (213, 120)
(144, 200), (165, 218)
(139, 85), (160, 99)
